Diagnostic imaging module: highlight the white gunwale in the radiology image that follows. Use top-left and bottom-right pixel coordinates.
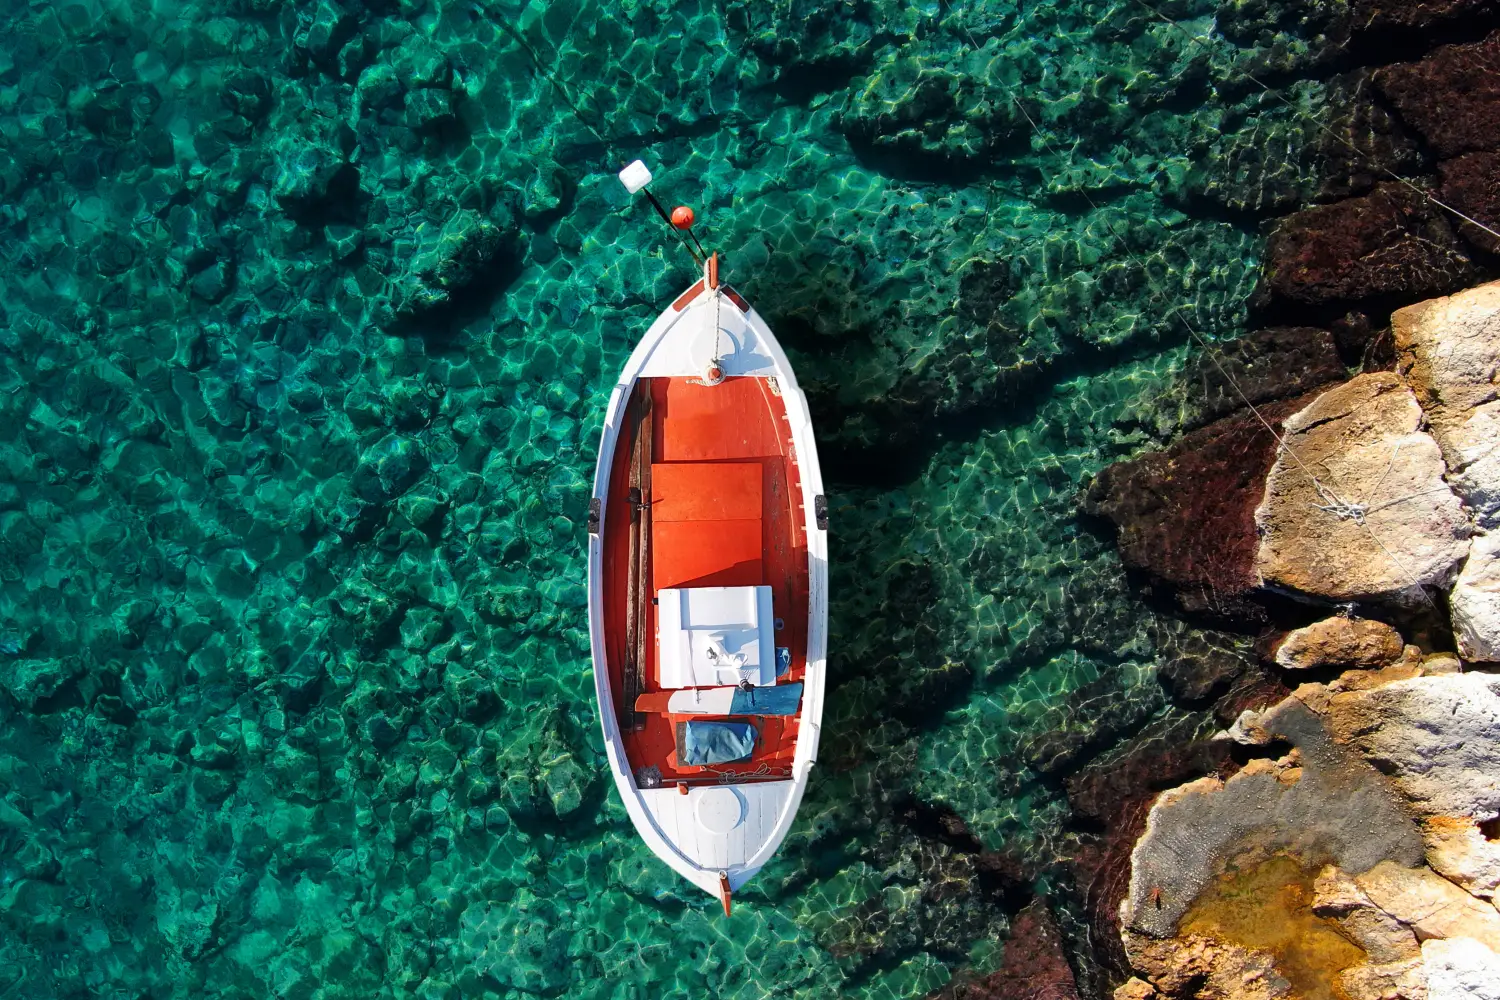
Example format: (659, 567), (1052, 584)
(586, 277), (828, 898)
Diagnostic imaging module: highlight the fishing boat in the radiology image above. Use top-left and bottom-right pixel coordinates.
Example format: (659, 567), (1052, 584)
(586, 162), (828, 915)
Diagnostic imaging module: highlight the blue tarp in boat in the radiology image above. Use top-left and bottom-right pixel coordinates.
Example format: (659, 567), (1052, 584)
(678, 721), (757, 765)
(729, 682), (803, 716)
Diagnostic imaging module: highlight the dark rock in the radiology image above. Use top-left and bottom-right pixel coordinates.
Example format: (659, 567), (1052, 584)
(1438, 150), (1500, 254)
(405, 87), (454, 131)
(355, 433), (428, 502)
(1258, 182), (1476, 309)
(924, 897), (1080, 1000)
(222, 71), (271, 122)
(1085, 395), (1314, 616)
(1153, 622), (1256, 705)
(1350, 0), (1500, 34)
(1376, 31), (1500, 158)
(395, 209), (516, 320)
(1021, 674), (1164, 779)
(1064, 716), (1239, 981)
(1211, 661), (1294, 728)
(367, 713), (403, 750)
(188, 260), (232, 303)
(1314, 70), (1425, 203)
(1173, 326), (1346, 433)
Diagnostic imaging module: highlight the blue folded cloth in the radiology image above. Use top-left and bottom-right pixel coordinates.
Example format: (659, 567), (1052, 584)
(678, 721), (757, 766)
(729, 682), (803, 716)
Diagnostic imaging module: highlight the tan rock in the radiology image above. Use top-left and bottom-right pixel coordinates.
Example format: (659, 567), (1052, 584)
(1123, 930), (1293, 1000)
(1423, 816), (1500, 902)
(1420, 653), (1462, 676)
(1329, 661), (1425, 693)
(1337, 957), (1427, 1000)
(1275, 617), (1405, 671)
(1394, 281), (1500, 663)
(1313, 865), (1421, 963)
(1113, 977), (1159, 1000)
(1254, 372), (1470, 605)
(1393, 279), (1500, 529)
(1228, 708), (1275, 746)
(1355, 861), (1500, 951)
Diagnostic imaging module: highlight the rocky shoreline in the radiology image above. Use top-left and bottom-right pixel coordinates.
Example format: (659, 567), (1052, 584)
(1085, 83), (1500, 1000)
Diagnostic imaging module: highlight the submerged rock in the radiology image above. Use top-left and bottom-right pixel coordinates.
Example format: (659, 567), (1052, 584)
(1255, 372), (1470, 605)
(394, 209), (517, 320)
(925, 896), (1079, 1000)
(1258, 182), (1476, 309)
(1085, 397), (1311, 617)
(1375, 30), (1500, 159)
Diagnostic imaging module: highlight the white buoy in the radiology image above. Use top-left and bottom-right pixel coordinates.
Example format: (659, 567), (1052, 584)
(618, 160), (652, 194)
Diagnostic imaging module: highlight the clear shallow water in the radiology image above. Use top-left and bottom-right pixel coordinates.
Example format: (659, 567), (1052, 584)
(0, 0), (1332, 996)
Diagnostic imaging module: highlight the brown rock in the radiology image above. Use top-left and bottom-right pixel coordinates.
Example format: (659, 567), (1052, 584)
(1349, 0), (1499, 34)
(1085, 396), (1311, 616)
(925, 897), (1079, 1000)
(1126, 854), (1373, 1000)
(1273, 617), (1405, 671)
(1258, 183), (1476, 308)
(1438, 151), (1500, 254)
(1254, 372), (1470, 605)
(1312, 865), (1421, 963)
(1113, 978), (1158, 1000)
(1376, 31), (1500, 158)
(1123, 931), (1292, 1000)
(1336, 957), (1427, 1000)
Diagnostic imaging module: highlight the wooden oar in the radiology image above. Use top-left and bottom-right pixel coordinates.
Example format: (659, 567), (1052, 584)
(632, 399), (653, 732)
(621, 388), (652, 732)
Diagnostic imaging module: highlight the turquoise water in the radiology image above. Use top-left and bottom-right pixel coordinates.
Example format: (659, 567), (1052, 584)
(0, 0), (1334, 996)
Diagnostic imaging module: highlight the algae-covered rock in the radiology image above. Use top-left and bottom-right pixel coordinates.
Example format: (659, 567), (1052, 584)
(394, 209), (518, 320)
(1259, 182), (1477, 308)
(1375, 31), (1500, 159)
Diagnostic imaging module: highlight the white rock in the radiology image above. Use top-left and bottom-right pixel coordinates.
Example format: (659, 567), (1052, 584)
(1422, 937), (1500, 1000)
(1327, 674), (1500, 819)
(1451, 531), (1500, 664)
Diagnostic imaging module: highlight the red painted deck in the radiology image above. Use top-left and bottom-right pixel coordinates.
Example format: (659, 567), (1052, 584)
(602, 376), (809, 783)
